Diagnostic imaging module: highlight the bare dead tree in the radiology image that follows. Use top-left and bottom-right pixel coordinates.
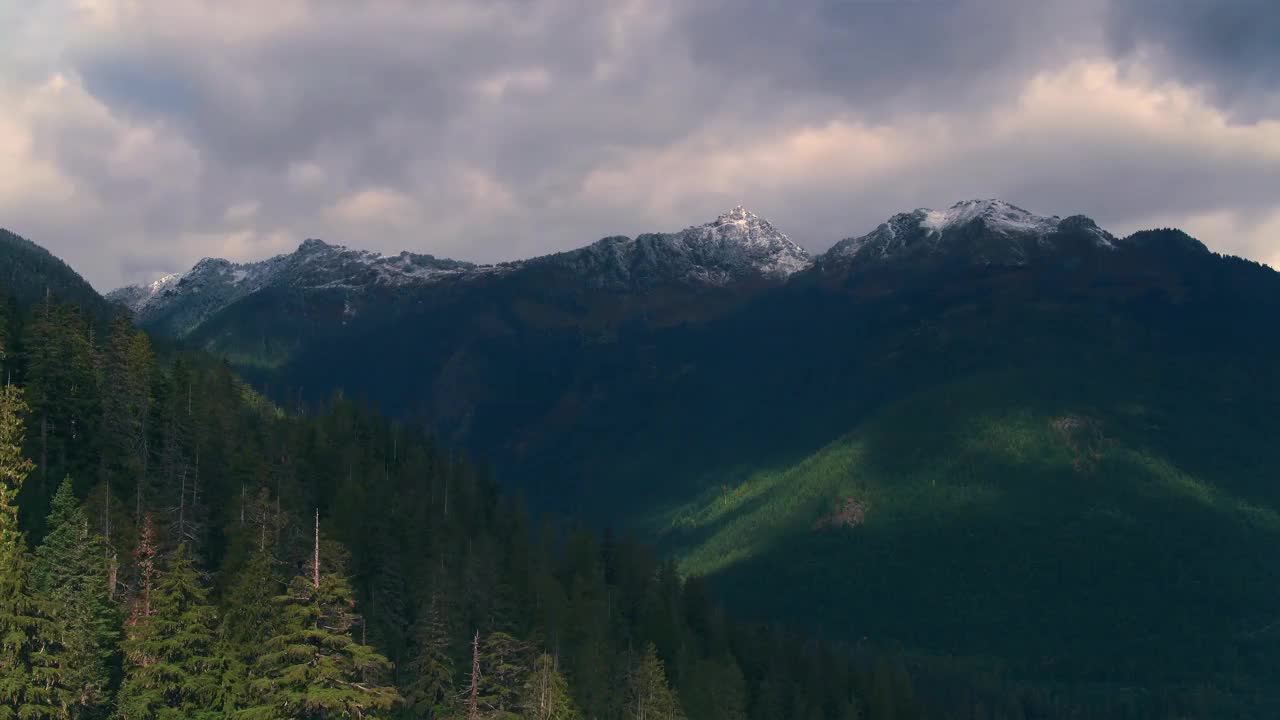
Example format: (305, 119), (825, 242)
(467, 630), (481, 720)
(313, 508), (321, 590)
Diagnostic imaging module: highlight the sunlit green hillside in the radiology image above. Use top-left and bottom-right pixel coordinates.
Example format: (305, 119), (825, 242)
(661, 366), (1280, 694)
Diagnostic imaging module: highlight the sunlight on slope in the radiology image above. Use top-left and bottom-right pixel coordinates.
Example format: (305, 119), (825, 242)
(664, 410), (1038, 577)
(1121, 449), (1280, 531)
(662, 373), (1280, 580)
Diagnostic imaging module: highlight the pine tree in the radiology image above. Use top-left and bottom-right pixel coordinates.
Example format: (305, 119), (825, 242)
(365, 521), (410, 666)
(115, 542), (220, 720)
(31, 477), (119, 719)
(401, 590), (455, 720)
(625, 644), (685, 720)
(215, 549), (280, 715)
(100, 315), (153, 523)
(238, 515), (398, 720)
(0, 384), (52, 719)
(0, 298), (7, 369)
(681, 656), (747, 720)
(561, 540), (610, 719)
(151, 360), (199, 549)
(520, 654), (578, 720)
(474, 631), (526, 718)
(21, 301), (98, 529)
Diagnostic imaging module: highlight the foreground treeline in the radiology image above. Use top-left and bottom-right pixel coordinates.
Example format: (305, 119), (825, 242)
(0, 290), (1245, 720)
(0, 293), (891, 719)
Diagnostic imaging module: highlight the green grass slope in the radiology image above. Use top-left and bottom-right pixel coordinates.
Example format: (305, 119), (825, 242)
(660, 364), (1280, 698)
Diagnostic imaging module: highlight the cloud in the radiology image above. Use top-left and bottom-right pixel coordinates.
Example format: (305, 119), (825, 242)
(327, 189), (416, 224)
(1119, 208), (1280, 270)
(679, 0), (1108, 115)
(1107, 0), (1280, 119)
(0, 0), (1277, 289)
(574, 60), (1280, 261)
(224, 201), (260, 223)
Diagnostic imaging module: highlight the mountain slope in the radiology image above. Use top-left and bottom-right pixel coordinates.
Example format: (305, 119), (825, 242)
(106, 238), (506, 339)
(1, 228), (113, 319)
(101, 200), (1280, 704)
(822, 199), (1119, 268)
(666, 364), (1280, 685)
(523, 205), (812, 288)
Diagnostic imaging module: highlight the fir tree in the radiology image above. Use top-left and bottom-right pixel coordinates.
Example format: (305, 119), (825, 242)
(0, 384), (52, 719)
(401, 590), (455, 720)
(681, 656), (747, 720)
(625, 644), (685, 720)
(31, 477), (119, 719)
(215, 549), (280, 715)
(100, 316), (153, 523)
(238, 516), (398, 720)
(473, 631), (527, 718)
(561, 543), (609, 719)
(520, 654), (578, 720)
(115, 542), (220, 720)
(21, 301), (98, 529)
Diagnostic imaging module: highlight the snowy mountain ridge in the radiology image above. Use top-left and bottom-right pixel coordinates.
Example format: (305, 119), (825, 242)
(525, 205), (814, 288)
(108, 199), (1152, 338)
(107, 239), (506, 336)
(109, 207), (815, 333)
(825, 199), (1118, 266)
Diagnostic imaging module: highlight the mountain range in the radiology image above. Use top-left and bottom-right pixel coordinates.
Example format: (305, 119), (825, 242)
(109, 199), (1153, 329)
(66, 197), (1280, 705)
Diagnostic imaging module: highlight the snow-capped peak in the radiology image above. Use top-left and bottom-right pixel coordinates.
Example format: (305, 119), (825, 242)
(824, 199), (1118, 266)
(704, 205), (778, 236)
(106, 237), (508, 337)
(528, 206), (813, 288)
(919, 199), (1059, 237)
(298, 238), (335, 253)
(107, 272), (183, 314)
(713, 205), (761, 225)
(680, 206), (813, 278)
(149, 272), (182, 291)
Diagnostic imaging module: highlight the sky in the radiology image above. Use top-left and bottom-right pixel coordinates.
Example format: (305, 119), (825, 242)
(2, 0), (1278, 290)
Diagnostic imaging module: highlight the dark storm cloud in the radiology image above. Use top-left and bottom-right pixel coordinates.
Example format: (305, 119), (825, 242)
(1107, 0), (1280, 118)
(1, 0), (1278, 289)
(681, 0), (1103, 114)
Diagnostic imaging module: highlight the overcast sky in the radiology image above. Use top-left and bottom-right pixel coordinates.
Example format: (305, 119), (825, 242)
(2, 0), (1278, 290)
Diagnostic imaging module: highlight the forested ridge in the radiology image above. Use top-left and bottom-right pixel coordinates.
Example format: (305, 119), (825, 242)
(0, 263), (1257, 718)
(0, 285), (913, 720)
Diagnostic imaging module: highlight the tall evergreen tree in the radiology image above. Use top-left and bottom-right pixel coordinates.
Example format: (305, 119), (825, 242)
(520, 654), (578, 720)
(561, 536), (610, 719)
(21, 300), (99, 528)
(99, 315), (153, 523)
(0, 296), (7, 369)
(0, 384), (53, 719)
(473, 631), (527, 718)
(115, 542), (220, 720)
(214, 548), (280, 715)
(401, 589), (455, 720)
(31, 477), (119, 719)
(681, 656), (747, 720)
(625, 644), (685, 720)
(150, 359), (199, 549)
(238, 517), (398, 720)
